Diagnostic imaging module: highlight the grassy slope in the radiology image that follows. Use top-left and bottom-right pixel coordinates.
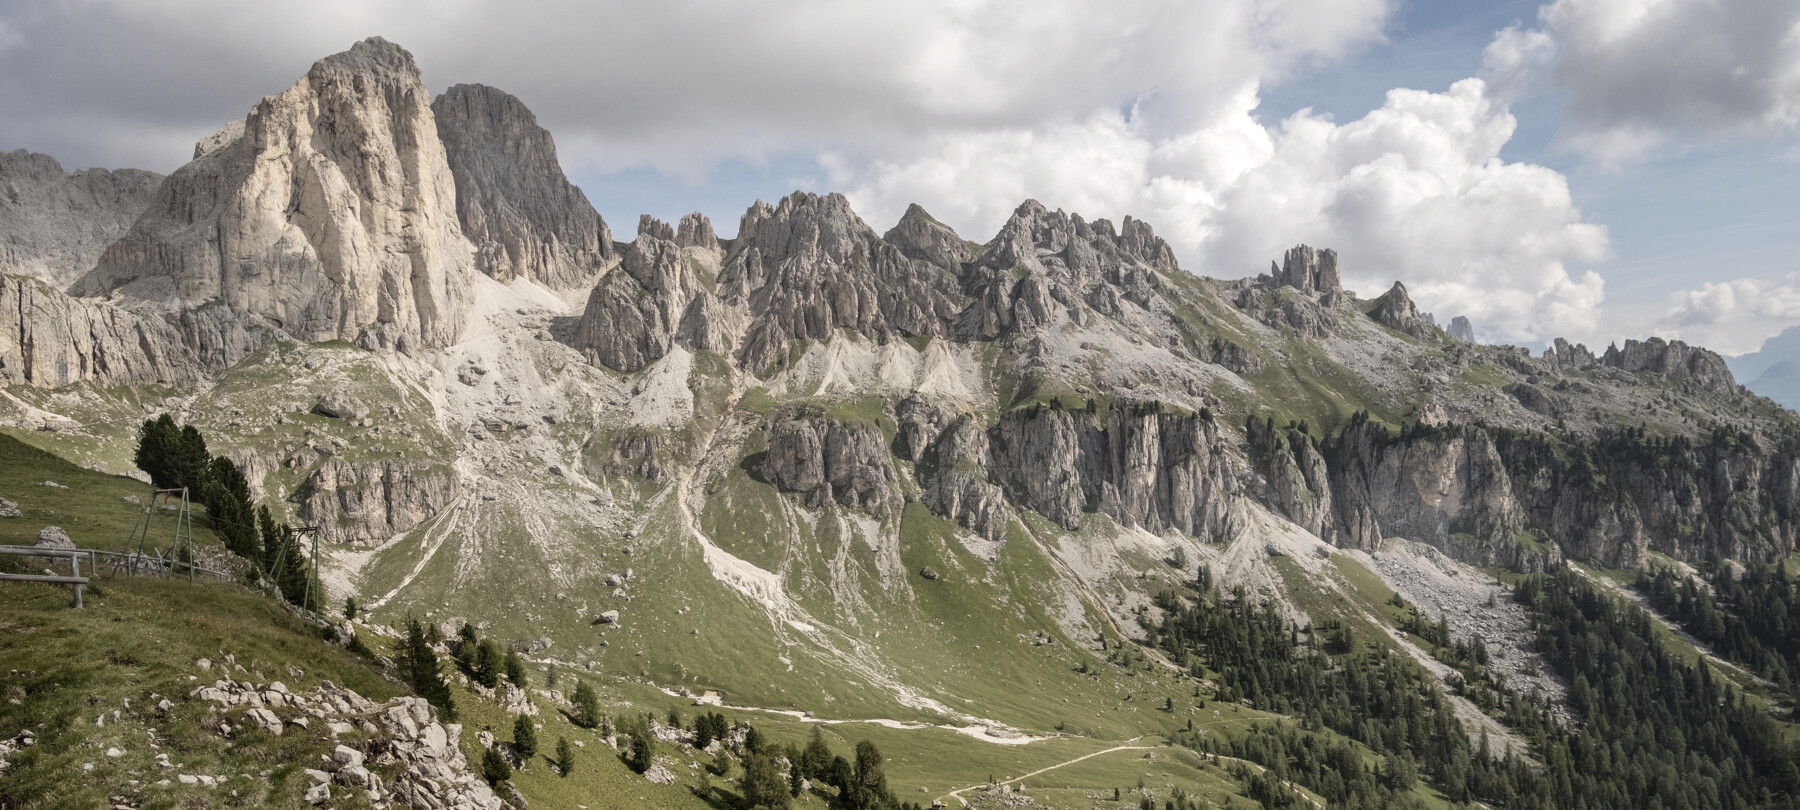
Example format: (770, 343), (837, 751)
(0, 576), (399, 810)
(0, 432), (221, 554)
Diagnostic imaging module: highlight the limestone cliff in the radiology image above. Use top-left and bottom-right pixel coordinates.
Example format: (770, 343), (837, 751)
(990, 401), (1239, 539)
(0, 150), (162, 289)
(0, 275), (197, 388)
(75, 37), (473, 352)
(957, 201), (1174, 340)
(761, 409), (901, 512)
(1327, 417), (1547, 570)
(290, 458), (460, 546)
(433, 83), (613, 289)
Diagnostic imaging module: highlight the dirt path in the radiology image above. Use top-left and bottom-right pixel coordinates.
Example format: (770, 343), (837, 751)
(936, 732), (1324, 809)
(939, 742), (1154, 807)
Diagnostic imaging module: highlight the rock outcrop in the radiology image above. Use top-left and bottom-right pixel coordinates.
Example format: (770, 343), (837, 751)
(1600, 337), (1736, 395)
(762, 409), (901, 512)
(0, 275), (198, 388)
(1448, 316), (1475, 343)
(1327, 417), (1549, 570)
(1272, 245), (1341, 298)
(956, 201), (1174, 340)
(920, 414), (1011, 542)
(290, 459), (460, 546)
(883, 204), (972, 272)
(1246, 417), (1334, 541)
(990, 401), (1238, 538)
(573, 219), (702, 372)
(75, 37), (473, 353)
(723, 192), (964, 374)
(1369, 282), (1436, 340)
(0, 150), (163, 289)
(433, 83), (613, 289)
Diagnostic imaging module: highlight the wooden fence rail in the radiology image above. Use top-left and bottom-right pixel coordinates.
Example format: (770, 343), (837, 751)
(0, 544), (232, 607)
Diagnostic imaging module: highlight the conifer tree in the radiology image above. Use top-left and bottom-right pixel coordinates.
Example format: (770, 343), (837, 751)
(399, 618), (456, 721)
(571, 680), (600, 729)
(513, 714), (538, 760)
(739, 752), (791, 810)
(555, 736), (575, 776)
(503, 648), (527, 688)
(481, 746), (512, 785)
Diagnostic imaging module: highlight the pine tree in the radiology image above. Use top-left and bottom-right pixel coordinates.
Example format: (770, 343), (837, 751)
(850, 740), (891, 810)
(134, 415), (181, 488)
(503, 648), (527, 688)
(472, 639), (502, 688)
(513, 714), (538, 760)
(344, 596), (359, 621)
(744, 723), (767, 756)
(625, 724), (655, 774)
(555, 736), (575, 777)
(174, 424), (210, 492)
(739, 752), (791, 810)
(457, 622), (479, 667)
(399, 618), (456, 721)
(481, 745), (512, 785)
(571, 680), (600, 729)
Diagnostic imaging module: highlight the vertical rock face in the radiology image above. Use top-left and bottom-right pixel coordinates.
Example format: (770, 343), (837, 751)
(721, 192), (964, 374)
(76, 37), (473, 352)
(675, 213), (719, 252)
(0, 150), (163, 290)
(1327, 418), (1547, 569)
(1246, 417), (1334, 541)
(1369, 282), (1436, 340)
(432, 83), (613, 289)
(1600, 338), (1736, 395)
(922, 414), (1012, 542)
(0, 275), (198, 388)
(1544, 337), (1597, 370)
(572, 219), (702, 372)
(291, 458), (460, 546)
(989, 401), (1238, 539)
(1273, 245), (1341, 297)
(761, 409), (901, 512)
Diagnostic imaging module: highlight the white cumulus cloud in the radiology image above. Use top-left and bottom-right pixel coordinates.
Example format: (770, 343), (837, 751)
(1660, 274), (1800, 355)
(834, 77), (1611, 344)
(1482, 0), (1800, 166)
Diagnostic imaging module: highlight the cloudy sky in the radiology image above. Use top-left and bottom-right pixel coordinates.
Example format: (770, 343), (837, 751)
(3, 0), (1797, 354)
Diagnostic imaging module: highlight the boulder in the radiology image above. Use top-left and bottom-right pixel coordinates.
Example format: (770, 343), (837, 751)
(34, 526), (72, 549)
(0, 498), (18, 518)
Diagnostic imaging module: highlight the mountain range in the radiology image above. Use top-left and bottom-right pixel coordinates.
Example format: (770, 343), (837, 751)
(3, 36), (1798, 810)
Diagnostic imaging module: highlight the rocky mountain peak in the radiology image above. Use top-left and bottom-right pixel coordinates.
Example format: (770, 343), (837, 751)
(883, 203), (970, 271)
(733, 191), (873, 268)
(1274, 244), (1341, 297)
(311, 35), (419, 82)
(639, 214), (676, 241)
(1449, 315), (1476, 343)
(1369, 281), (1436, 339)
(1601, 337), (1736, 395)
(74, 36), (473, 356)
(432, 82), (612, 289)
(675, 213), (719, 251)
